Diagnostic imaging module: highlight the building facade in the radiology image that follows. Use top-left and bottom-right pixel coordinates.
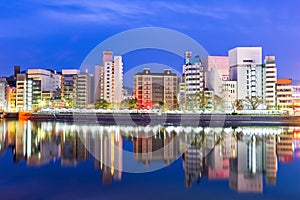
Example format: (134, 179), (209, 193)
(276, 78), (293, 109)
(181, 53), (205, 97)
(134, 68), (178, 110)
(223, 80), (237, 111)
(16, 74), (38, 111)
(202, 56), (229, 97)
(77, 73), (92, 108)
(61, 70), (80, 108)
(94, 51), (123, 104)
(264, 56), (277, 108)
(0, 78), (7, 111)
(229, 47), (264, 104)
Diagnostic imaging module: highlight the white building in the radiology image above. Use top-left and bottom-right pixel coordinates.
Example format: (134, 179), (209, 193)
(16, 74), (33, 111)
(0, 78), (7, 110)
(264, 56), (277, 108)
(202, 56), (229, 97)
(229, 47), (264, 101)
(53, 71), (62, 91)
(94, 51), (123, 104)
(181, 52), (205, 97)
(27, 69), (60, 92)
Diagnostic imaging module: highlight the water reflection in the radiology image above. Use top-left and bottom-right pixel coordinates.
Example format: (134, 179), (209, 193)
(0, 120), (299, 193)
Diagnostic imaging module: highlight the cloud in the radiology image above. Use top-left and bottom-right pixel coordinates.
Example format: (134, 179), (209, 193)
(0, 0), (299, 38)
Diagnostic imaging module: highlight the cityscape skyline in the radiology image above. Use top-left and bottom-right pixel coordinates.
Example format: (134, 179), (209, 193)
(1, 1), (300, 199)
(0, 1), (299, 82)
(1, 47), (300, 113)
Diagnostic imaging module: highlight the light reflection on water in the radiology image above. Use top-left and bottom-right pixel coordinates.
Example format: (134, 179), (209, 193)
(0, 120), (299, 197)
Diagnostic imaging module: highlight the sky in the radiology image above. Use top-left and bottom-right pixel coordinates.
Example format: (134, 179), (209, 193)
(0, 0), (300, 83)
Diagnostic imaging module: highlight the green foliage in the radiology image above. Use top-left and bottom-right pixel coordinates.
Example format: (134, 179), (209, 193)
(94, 99), (109, 109)
(120, 98), (137, 109)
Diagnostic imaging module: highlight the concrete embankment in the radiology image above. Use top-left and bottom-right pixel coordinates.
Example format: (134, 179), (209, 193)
(28, 112), (300, 126)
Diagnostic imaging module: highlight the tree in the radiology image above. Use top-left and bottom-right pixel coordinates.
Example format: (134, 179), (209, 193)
(158, 101), (164, 110)
(120, 98), (137, 109)
(232, 99), (244, 111)
(195, 92), (210, 109)
(94, 99), (109, 109)
(244, 96), (263, 110)
(213, 95), (223, 111)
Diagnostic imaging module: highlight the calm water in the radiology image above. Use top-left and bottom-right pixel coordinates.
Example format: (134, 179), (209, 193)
(0, 120), (300, 200)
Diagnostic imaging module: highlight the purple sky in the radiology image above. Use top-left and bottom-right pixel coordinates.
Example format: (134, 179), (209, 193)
(0, 0), (299, 82)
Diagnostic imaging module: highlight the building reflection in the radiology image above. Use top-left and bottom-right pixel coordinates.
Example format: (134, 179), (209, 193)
(0, 120), (299, 192)
(133, 129), (181, 166)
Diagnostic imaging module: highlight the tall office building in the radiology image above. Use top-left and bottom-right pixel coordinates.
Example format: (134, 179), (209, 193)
(0, 78), (8, 110)
(61, 70), (80, 108)
(264, 56), (277, 108)
(77, 73), (92, 108)
(229, 47), (264, 104)
(134, 68), (178, 110)
(181, 52), (205, 97)
(94, 51), (123, 104)
(276, 78), (293, 110)
(16, 74), (41, 111)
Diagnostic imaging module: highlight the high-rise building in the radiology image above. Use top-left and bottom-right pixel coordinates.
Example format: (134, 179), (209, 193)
(77, 73), (92, 108)
(94, 51), (123, 104)
(16, 74), (30, 111)
(182, 52), (205, 97)
(16, 74), (42, 111)
(229, 47), (264, 105)
(276, 78), (293, 109)
(264, 56), (277, 108)
(134, 68), (178, 110)
(61, 70), (80, 108)
(0, 78), (7, 110)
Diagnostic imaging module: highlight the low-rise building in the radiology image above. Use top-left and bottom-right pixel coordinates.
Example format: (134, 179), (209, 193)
(276, 78), (293, 110)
